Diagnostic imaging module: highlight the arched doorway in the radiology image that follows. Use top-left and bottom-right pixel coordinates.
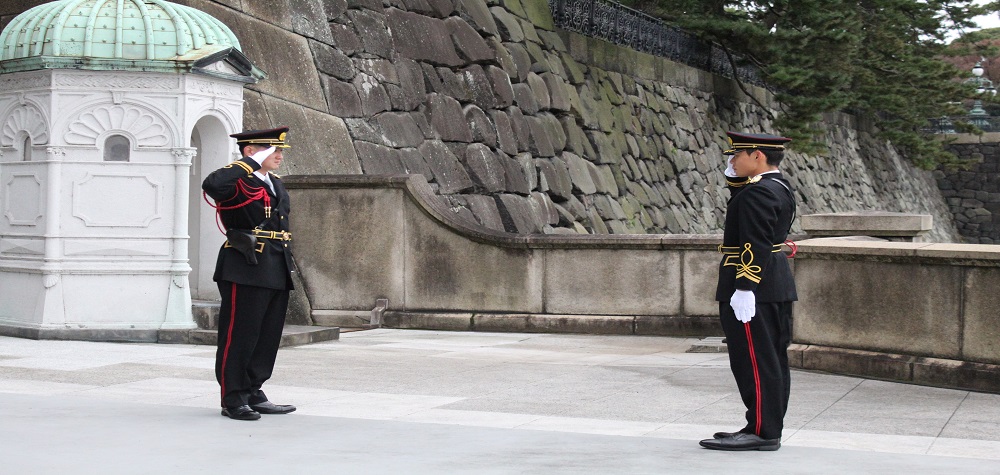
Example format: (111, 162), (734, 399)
(189, 115), (233, 300)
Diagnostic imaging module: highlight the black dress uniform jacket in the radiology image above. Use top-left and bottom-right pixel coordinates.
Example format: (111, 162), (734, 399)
(715, 173), (797, 303)
(202, 156), (294, 291)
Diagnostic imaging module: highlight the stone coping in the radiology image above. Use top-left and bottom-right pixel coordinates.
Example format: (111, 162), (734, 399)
(801, 211), (932, 236)
(795, 237), (1000, 265)
(284, 174), (722, 250)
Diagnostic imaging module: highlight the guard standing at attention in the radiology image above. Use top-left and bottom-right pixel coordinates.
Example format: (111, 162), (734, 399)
(202, 126), (297, 421)
(700, 131), (797, 451)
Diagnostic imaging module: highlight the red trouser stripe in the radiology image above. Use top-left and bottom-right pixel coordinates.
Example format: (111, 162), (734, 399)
(220, 282), (238, 403)
(744, 322), (762, 435)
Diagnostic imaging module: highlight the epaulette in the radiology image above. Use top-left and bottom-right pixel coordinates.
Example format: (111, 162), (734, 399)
(224, 160), (254, 176)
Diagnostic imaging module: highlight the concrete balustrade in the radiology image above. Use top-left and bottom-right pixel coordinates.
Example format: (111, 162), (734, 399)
(790, 238), (1000, 392)
(285, 174), (724, 336)
(285, 175), (1000, 392)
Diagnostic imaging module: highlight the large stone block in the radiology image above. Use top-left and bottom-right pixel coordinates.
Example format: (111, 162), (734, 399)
(464, 144), (507, 192)
(348, 9), (395, 58)
(491, 6), (525, 42)
(491, 110), (519, 156)
(323, 77), (364, 117)
(371, 112), (426, 147)
(399, 147), (434, 179)
(498, 194), (544, 233)
(559, 152), (596, 194)
(394, 59), (427, 111)
(446, 17), (495, 63)
(388, 9), (464, 66)
(535, 157), (572, 201)
(291, 0), (335, 43)
(310, 40), (356, 80)
(485, 65), (515, 108)
(427, 94), (474, 142)
(355, 141), (407, 174)
(544, 249), (681, 315)
(524, 116), (555, 157)
(457, 0), (499, 36)
(329, 22), (363, 54)
(237, 16), (326, 109)
(794, 259), (962, 359)
(256, 95), (361, 175)
(419, 140), (475, 193)
(461, 65), (499, 109)
(465, 105), (498, 149)
(520, 0), (555, 30)
(353, 73), (391, 115)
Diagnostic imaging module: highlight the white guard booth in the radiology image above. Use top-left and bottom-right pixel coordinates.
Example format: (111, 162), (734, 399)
(0, 0), (264, 341)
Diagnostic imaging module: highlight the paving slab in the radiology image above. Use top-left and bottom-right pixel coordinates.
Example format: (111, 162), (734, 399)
(2, 329), (1000, 474)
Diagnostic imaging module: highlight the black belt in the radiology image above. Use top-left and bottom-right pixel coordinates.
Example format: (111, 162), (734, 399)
(250, 229), (292, 241)
(718, 244), (782, 255)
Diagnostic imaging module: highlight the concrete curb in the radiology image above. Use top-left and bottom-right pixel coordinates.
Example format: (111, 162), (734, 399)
(382, 311), (723, 336)
(789, 344), (1000, 393)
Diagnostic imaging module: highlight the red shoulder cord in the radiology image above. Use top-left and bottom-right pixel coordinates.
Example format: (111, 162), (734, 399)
(203, 179), (271, 235)
(784, 239), (798, 258)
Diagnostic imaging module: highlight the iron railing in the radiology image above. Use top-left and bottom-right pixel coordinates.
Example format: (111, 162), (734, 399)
(926, 116), (1000, 134)
(548, 0), (764, 86)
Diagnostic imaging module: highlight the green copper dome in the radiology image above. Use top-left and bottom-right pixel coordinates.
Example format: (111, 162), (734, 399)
(0, 0), (246, 72)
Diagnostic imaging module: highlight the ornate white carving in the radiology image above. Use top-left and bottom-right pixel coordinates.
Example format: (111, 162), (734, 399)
(45, 147), (66, 159)
(54, 74), (178, 90)
(188, 78), (243, 98)
(1, 105), (50, 146)
(43, 274), (60, 289)
(4, 174), (43, 226)
(72, 173), (161, 227)
(63, 239), (171, 257)
(65, 105), (170, 147)
(0, 75), (51, 92)
(171, 148), (197, 165)
(0, 238), (44, 255)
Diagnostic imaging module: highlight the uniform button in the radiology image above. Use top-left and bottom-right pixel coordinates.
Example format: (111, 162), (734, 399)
(284, 244), (288, 247)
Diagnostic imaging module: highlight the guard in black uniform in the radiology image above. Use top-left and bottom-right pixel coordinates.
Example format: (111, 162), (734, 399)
(700, 131), (797, 451)
(202, 126), (297, 421)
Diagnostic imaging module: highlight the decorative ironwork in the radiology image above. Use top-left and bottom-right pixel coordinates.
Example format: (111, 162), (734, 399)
(548, 0), (764, 86)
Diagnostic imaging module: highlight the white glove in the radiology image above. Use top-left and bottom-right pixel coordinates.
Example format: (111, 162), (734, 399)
(730, 290), (756, 323)
(250, 146), (276, 165)
(724, 157), (737, 178)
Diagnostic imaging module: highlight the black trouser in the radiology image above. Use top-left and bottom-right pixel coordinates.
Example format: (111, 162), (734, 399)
(216, 281), (289, 408)
(718, 301), (793, 440)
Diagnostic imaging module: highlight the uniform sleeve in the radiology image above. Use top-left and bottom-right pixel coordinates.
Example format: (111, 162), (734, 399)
(725, 175), (750, 201)
(202, 157), (260, 202)
(733, 186), (781, 291)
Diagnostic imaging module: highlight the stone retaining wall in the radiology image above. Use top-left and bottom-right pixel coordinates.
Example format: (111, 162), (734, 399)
(1, 0), (960, 242)
(938, 134), (1000, 243)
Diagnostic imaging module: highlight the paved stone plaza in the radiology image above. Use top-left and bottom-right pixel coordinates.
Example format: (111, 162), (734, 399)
(2, 329), (999, 474)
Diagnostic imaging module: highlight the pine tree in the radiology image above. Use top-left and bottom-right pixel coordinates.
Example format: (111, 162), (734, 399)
(630, 0), (1000, 168)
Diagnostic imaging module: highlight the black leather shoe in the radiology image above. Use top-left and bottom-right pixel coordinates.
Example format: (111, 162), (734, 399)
(699, 433), (781, 451)
(250, 401), (296, 415)
(713, 428), (749, 439)
(221, 405), (261, 421)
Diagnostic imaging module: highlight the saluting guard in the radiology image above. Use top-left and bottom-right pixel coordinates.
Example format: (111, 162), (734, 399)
(202, 126), (297, 421)
(700, 131), (798, 451)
